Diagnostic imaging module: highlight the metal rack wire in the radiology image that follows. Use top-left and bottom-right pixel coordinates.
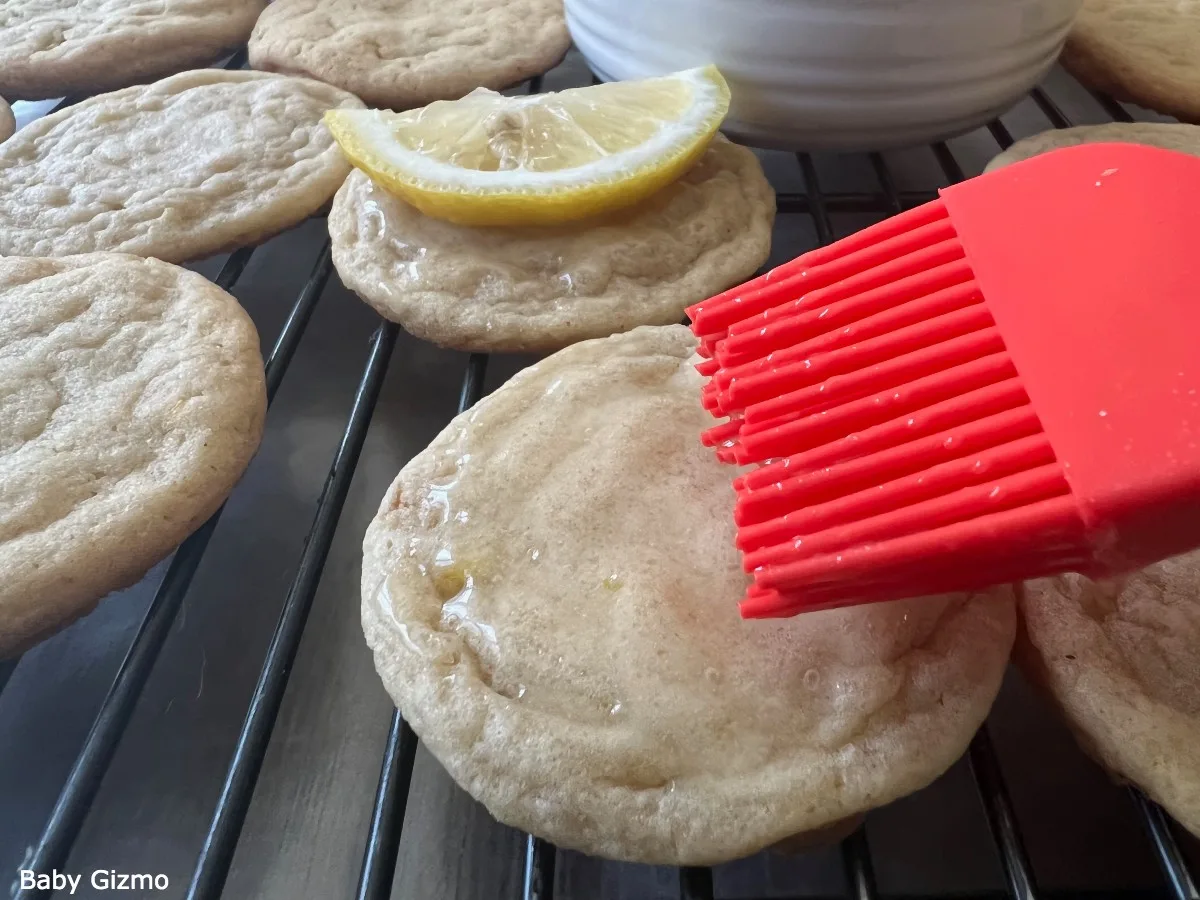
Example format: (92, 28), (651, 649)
(3, 47), (1199, 900)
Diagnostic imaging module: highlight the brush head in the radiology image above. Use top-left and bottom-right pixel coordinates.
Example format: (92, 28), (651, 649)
(691, 143), (1200, 617)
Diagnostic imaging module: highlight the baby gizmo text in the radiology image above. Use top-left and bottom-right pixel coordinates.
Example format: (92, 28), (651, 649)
(19, 869), (169, 894)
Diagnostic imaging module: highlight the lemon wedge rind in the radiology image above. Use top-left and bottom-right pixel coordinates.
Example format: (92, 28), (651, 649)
(324, 66), (731, 226)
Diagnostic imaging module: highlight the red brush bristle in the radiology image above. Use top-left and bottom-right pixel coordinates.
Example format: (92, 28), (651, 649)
(691, 198), (1085, 616)
(692, 144), (1200, 616)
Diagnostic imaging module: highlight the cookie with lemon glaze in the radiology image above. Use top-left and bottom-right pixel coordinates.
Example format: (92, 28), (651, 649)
(329, 139), (774, 352)
(362, 324), (1017, 863)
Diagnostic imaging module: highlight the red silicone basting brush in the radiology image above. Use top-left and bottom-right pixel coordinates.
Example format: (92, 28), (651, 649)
(689, 142), (1200, 618)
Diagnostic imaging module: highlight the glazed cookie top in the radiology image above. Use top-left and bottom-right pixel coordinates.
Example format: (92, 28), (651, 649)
(249, 0), (571, 109)
(0, 253), (266, 656)
(0, 0), (266, 101)
(362, 325), (1016, 864)
(0, 70), (362, 262)
(330, 139), (775, 352)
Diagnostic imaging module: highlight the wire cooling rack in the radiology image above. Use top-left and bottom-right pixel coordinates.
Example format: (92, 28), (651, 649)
(2, 44), (1199, 900)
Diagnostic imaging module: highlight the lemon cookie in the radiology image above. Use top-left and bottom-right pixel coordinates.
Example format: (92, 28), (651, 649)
(248, 0), (570, 110)
(361, 325), (1017, 863)
(0, 70), (362, 262)
(0, 254), (266, 657)
(986, 122), (1200, 172)
(330, 141), (774, 352)
(0, 97), (12, 143)
(1060, 0), (1200, 122)
(0, 0), (265, 101)
(1018, 554), (1200, 837)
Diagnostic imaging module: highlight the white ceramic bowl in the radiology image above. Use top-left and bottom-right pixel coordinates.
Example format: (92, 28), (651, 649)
(566, 0), (1082, 151)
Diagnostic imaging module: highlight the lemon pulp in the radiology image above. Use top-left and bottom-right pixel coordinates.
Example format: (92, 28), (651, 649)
(324, 66), (731, 226)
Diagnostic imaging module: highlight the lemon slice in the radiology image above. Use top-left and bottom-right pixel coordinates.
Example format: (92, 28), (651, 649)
(324, 66), (731, 227)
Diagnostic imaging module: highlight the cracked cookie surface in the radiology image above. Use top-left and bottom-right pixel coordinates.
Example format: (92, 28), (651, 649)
(248, 0), (570, 110)
(0, 0), (265, 101)
(362, 324), (1015, 863)
(330, 140), (775, 352)
(0, 69), (362, 262)
(0, 253), (266, 656)
(1060, 0), (1200, 123)
(1018, 554), (1200, 837)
